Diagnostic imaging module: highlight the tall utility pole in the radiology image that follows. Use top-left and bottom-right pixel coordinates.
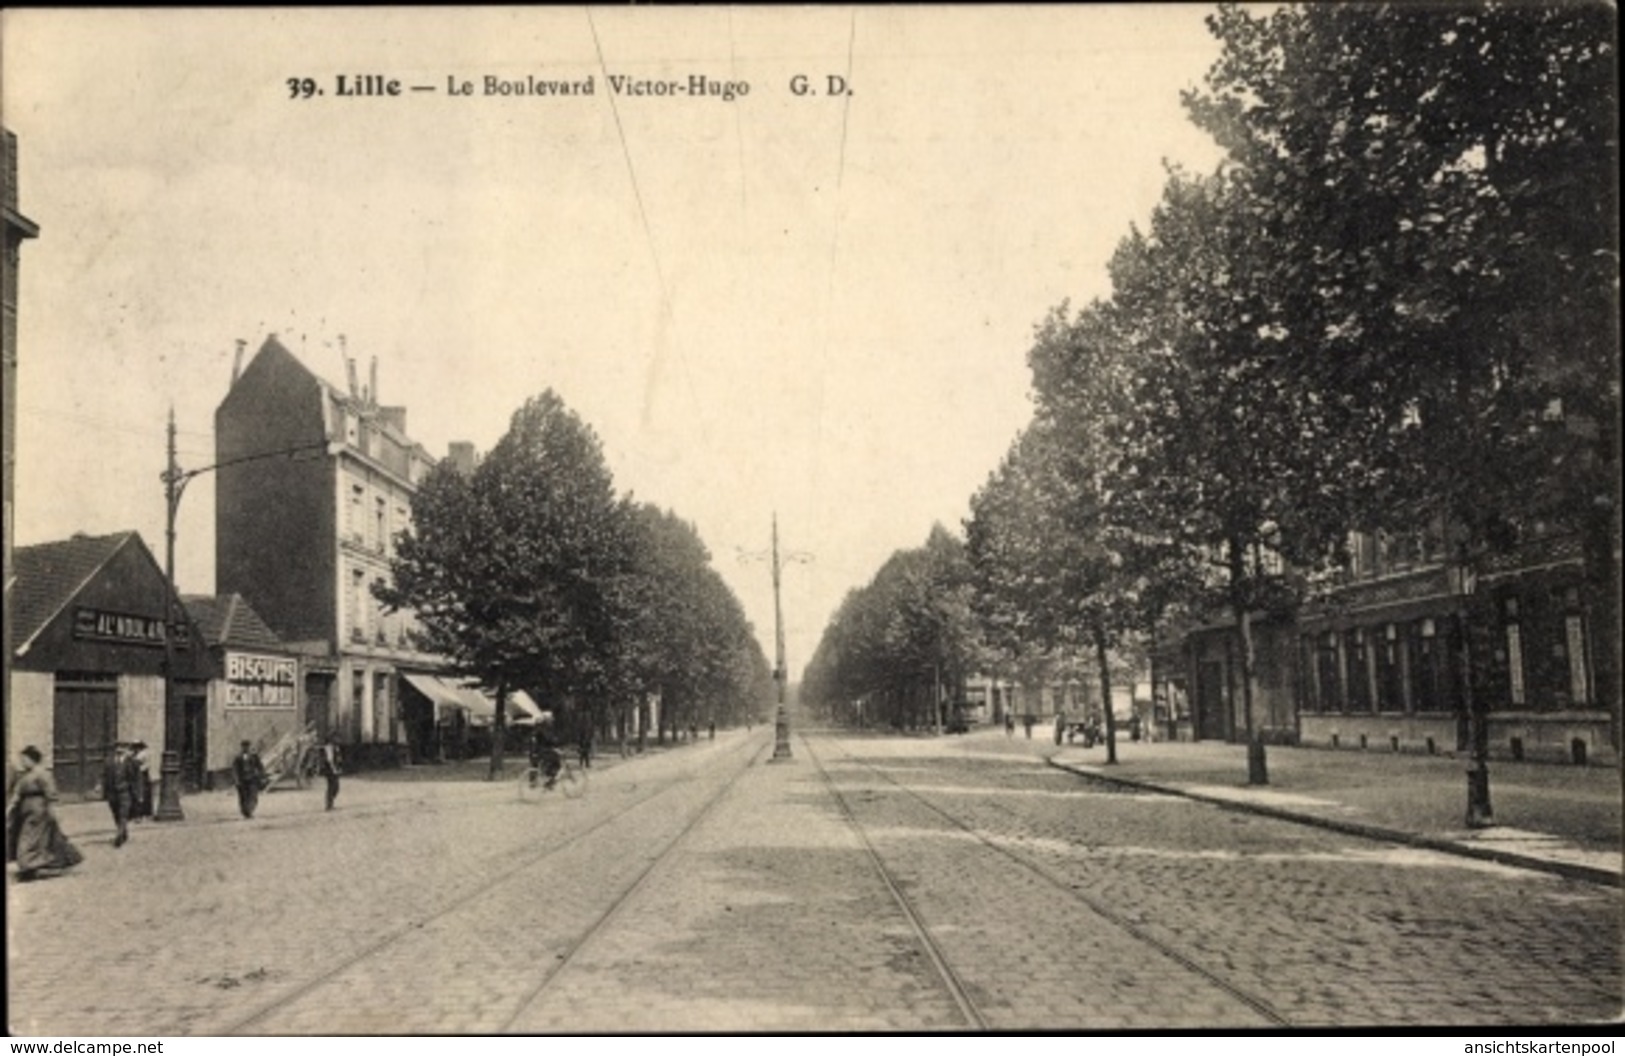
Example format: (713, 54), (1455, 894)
(771, 516), (790, 759)
(156, 408), (328, 821)
(156, 408), (185, 821)
(740, 513), (811, 762)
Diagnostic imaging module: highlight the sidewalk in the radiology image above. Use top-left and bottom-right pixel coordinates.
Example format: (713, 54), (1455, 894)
(46, 733), (701, 845)
(1045, 737), (1622, 886)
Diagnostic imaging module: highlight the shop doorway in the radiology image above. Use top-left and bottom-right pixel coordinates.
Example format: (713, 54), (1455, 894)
(52, 675), (118, 798)
(182, 695), (207, 791)
(1196, 660), (1228, 742)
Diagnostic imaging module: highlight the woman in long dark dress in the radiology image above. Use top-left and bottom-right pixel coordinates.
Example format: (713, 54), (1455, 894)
(7, 746), (83, 880)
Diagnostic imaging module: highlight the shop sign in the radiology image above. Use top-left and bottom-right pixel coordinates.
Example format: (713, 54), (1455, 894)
(225, 651), (298, 708)
(74, 607), (167, 647)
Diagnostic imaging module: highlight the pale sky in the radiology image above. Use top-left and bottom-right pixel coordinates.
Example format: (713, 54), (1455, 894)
(5, 6), (1225, 675)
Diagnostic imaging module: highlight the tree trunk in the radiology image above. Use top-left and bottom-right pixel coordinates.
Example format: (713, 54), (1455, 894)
(1095, 623), (1117, 765)
(933, 663), (943, 736)
(488, 686), (508, 781)
(1229, 537), (1267, 785)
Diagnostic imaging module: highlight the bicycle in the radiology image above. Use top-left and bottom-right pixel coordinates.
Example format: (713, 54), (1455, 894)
(516, 755), (587, 801)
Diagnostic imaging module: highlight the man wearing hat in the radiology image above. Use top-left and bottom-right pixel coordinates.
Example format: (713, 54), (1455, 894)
(231, 740), (266, 819)
(130, 740), (154, 821)
(101, 741), (139, 847)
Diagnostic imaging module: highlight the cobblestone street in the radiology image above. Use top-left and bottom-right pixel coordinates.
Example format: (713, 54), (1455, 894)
(8, 727), (1620, 1034)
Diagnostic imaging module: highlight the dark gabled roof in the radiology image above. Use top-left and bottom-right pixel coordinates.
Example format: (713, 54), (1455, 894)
(182, 593), (285, 652)
(10, 532), (136, 655)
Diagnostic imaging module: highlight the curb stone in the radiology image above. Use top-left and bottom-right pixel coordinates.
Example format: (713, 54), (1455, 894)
(1044, 755), (1622, 889)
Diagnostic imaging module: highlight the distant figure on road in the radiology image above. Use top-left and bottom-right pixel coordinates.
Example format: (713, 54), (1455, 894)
(576, 724), (593, 770)
(1022, 713), (1034, 740)
(7, 746), (82, 881)
(318, 734), (343, 811)
(1054, 712), (1066, 746)
(130, 741), (154, 821)
(532, 716), (563, 788)
(232, 740), (266, 819)
(1004, 712), (1014, 738)
(102, 742), (139, 847)
(708, 721), (715, 741)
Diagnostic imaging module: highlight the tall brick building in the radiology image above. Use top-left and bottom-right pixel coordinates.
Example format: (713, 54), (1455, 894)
(3, 128), (41, 753)
(215, 335), (463, 766)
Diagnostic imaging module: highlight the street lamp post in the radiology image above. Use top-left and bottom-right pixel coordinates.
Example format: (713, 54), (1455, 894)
(155, 408), (187, 821)
(740, 514), (811, 762)
(154, 408), (329, 822)
(1451, 554), (1493, 828)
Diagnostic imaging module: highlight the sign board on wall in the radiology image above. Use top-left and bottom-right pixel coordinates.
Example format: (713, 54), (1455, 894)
(74, 607), (166, 647)
(225, 651), (298, 708)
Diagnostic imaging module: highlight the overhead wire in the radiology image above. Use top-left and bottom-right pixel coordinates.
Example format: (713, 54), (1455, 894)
(583, 5), (710, 446)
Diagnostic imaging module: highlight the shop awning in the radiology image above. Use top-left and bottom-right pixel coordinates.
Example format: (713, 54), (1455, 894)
(400, 672), (471, 718)
(401, 672), (549, 724)
(452, 682), (546, 725)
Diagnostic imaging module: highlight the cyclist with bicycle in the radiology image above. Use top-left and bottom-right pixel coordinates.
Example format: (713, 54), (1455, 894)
(529, 714), (564, 789)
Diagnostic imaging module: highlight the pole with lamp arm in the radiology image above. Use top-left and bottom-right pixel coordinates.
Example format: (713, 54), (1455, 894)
(739, 513), (811, 762)
(155, 408), (185, 821)
(1451, 549), (1493, 828)
(154, 409), (331, 822)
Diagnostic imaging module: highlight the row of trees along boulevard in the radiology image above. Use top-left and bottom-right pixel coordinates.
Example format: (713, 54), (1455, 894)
(809, 3), (1619, 799)
(376, 391), (774, 780)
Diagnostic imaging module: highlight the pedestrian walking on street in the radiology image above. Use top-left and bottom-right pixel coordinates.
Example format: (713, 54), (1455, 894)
(318, 734), (342, 811)
(1054, 711), (1066, 746)
(1022, 713), (1034, 740)
(130, 741), (154, 821)
(1004, 712), (1014, 738)
(232, 740), (266, 819)
(7, 746), (83, 880)
(576, 724), (593, 770)
(708, 721), (715, 741)
(102, 742), (139, 847)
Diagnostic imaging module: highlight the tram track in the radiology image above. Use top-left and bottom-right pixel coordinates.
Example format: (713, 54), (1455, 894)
(804, 730), (1292, 1029)
(225, 733), (767, 1035)
(496, 739), (768, 1031)
(801, 734), (990, 1030)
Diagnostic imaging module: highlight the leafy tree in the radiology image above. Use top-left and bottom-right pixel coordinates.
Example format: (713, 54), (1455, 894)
(1185, 1), (1620, 717)
(1105, 170), (1355, 783)
(380, 390), (634, 779)
(801, 527), (981, 733)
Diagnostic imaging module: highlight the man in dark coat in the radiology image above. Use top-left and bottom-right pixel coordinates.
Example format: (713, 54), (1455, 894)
(232, 740), (266, 819)
(317, 734), (342, 811)
(102, 742), (139, 848)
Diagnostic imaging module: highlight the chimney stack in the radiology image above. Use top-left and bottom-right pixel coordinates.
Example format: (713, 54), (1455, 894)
(447, 442), (479, 477)
(231, 338), (246, 387)
(369, 356), (379, 408)
(379, 406), (408, 435)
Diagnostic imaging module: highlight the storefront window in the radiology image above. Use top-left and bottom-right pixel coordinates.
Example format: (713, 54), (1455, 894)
(1409, 617), (1447, 713)
(1344, 627), (1373, 712)
(1316, 631), (1342, 712)
(1376, 622), (1405, 711)
(1501, 596), (1526, 707)
(1564, 587), (1591, 705)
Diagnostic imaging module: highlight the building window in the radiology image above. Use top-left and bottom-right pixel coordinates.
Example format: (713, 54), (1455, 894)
(1501, 596), (1526, 707)
(349, 569), (367, 642)
(1344, 627), (1373, 712)
(1563, 588), (1591, 706)
(1316, 631), (1343, 712)
(375, 496), (387, 554)
(351, 668), (367, 742)
(1409, 617), (1448, 713)
(1376, 622), (1405, 711)
(348, 484), (365, 544)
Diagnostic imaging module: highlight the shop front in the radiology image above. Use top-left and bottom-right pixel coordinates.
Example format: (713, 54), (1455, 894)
(10, 532), (211, 798)
(184, 593), (304, 787)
